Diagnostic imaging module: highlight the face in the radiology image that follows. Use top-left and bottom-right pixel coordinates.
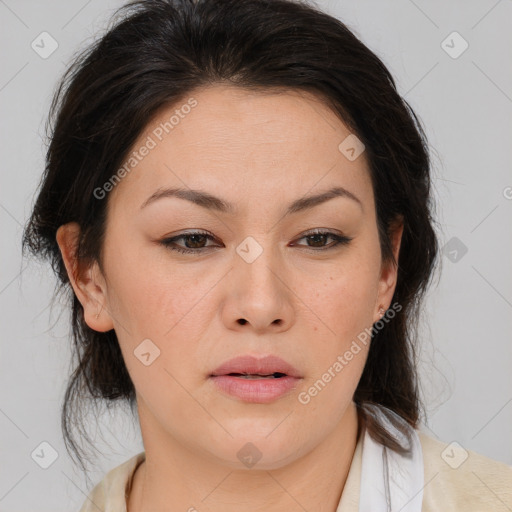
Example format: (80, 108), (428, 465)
(58, 84), (402, 470)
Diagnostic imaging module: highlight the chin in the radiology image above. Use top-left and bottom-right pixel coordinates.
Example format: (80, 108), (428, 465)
(204, 427), (309, 471)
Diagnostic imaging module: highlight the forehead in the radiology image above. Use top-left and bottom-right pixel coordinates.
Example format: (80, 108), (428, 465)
(108, 84), (374, 215)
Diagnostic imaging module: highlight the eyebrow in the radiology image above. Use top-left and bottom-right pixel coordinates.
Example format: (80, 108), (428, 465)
(140, 185), (363, 215)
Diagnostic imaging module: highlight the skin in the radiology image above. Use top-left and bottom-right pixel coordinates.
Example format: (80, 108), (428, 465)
(57, 84), (403, 512)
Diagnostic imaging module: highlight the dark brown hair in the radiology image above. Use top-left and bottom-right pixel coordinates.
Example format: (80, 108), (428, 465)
(23, 0), (440, 479)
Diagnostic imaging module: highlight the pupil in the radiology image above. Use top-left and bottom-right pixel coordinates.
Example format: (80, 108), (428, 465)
(186, 234), (206, 248)
(308, 234), (326, 247)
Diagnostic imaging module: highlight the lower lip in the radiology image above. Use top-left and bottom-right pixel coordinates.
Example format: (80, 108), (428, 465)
(210, 375), (301, 403)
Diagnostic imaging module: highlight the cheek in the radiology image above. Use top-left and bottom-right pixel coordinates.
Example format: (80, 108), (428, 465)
(103, 249), (214, 416)
(103, 232), (216, 338)
(303, 255), (380, 342)
(295, 266), (376, 420)
(102, 241), (222, 409)
(295, 246), (380, 408)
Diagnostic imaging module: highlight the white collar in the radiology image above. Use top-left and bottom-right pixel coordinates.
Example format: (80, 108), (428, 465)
(359, 403), (424, 512)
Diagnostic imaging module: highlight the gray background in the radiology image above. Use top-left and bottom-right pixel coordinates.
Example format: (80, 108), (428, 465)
(1, 0), (511, 510)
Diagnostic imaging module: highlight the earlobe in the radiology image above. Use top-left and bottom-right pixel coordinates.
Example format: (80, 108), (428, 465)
(56, 222), (114, 332)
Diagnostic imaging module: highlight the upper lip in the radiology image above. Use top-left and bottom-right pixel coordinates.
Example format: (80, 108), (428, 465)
(210, 355), (302, 378)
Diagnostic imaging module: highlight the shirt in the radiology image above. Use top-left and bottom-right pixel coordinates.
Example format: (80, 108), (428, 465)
(78, 429), (512, 511)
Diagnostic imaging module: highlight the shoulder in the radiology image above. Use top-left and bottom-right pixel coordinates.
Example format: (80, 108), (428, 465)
(78, 451), (146, 512)
(418, 430), (512, 512)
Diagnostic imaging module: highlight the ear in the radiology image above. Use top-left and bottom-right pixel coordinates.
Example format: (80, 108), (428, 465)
(374, 216), (404, 323)
(56, 222), (114, 332)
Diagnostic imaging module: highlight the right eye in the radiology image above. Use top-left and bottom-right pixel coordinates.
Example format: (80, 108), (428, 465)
(160, 230), (221, 254)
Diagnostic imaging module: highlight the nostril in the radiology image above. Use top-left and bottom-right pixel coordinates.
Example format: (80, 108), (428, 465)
(238, 319), (247, 325)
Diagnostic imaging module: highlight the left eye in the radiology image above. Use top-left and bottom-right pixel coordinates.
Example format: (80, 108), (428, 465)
(293, 230), (353, 250)
(160, 229), (352, 255)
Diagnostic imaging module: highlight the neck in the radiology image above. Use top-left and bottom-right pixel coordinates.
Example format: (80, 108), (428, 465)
(128, 401), (360, 512)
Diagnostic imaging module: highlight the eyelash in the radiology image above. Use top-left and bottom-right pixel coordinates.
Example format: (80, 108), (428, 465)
(160, 229), (353, 255)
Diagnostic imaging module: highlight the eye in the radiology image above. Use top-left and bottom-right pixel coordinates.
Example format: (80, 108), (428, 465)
(291, 229), (353, 251)
(160, 230), (220, 254)
(159, 228), (353, 255)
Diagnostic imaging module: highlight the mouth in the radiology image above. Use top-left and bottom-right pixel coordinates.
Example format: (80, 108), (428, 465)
(209, 373), (301, 403)
(224, 372), (288, 379)
(210, 354), (302, 379)
(209, 356), (302, 403)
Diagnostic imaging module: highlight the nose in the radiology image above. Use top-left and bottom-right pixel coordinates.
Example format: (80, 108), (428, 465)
(221, 243), (295, 334)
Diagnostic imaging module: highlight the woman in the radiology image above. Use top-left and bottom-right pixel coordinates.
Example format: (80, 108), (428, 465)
(23, 0), (511, 510)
